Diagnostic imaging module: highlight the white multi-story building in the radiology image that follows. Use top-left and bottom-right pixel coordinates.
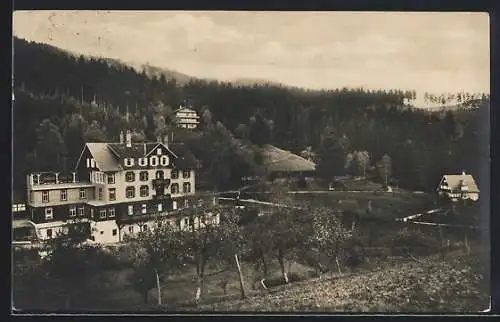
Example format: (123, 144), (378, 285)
(174, 105), (200, 129)
(23, 130), (218, 245)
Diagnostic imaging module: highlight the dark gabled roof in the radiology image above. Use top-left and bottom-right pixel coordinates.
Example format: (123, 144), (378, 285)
(86, 143), (122, 171)
(81, 141), (198, 171)
(107, 143), (155, 159)
(170, 143), (199, 169)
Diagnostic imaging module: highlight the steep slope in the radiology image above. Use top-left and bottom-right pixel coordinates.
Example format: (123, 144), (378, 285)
(188, 250), (489, 312)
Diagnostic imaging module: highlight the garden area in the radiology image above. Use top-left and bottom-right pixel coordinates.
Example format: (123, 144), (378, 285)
(12, 191), (489, 313)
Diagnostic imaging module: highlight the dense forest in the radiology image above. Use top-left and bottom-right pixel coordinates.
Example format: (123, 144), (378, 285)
(12, 37), (490, 197)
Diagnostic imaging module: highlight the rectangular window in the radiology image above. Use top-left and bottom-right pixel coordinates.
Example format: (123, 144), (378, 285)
(60, 189), (67, 201)
(140, 185), (149, 197)
(45, 207), (53, 220)
(69, 206), (77, 217)
(143, 224), (148, 232)
(157, 148), (162, 155)
(107, 173), (115, 184)
(99, 209), (106, 219)
(140, 171), (148, 181)
(128, 205), (133, 215)
(42, 191), (49, 203)
(91, 208), (94, 218)
(78, 206), (85, 216)
(158, 203), (163, 212)
(172, 200), (178, 210)
(128, 226), (134, 234)
(98, 188), (103, 200)
(86, 158), (90, 168)
(46, 228), (53, 238)
(112, 229), (117, 236)
(108, 208), (115, 218)
(171, 170), (179, 179)
(109, 188), (116, 201)
(141, 204), (147, 214)
(126, 187), (135, 199)
(184, 199), (189, 208)
(125, 172), (135, 182)
(183, 170), (191, 178)
(80, 188), (87, 200)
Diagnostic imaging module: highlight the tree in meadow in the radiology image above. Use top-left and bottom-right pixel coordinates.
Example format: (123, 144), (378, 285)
(124, 216), (185, 306)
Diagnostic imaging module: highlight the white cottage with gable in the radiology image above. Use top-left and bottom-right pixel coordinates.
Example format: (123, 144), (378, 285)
(436, 171), (480, 202)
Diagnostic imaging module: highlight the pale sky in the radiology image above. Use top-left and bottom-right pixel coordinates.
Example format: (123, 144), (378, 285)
(13, 11), (490, 101)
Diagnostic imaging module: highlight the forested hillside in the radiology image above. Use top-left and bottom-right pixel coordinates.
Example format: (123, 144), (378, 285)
(12, 37), (489, 196)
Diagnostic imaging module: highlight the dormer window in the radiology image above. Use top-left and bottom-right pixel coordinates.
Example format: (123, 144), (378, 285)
(160, 156), (169, 166)
(150, 156), (159, 167)
(138, 158), (148, 166)
(125, 158), (134, 167)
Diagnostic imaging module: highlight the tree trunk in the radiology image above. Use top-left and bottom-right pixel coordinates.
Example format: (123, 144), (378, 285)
(335, 256), (342, 275)
(278, 249), (289, 284)
(465, 232), (470, 254)
(194, 254), (205, 304)
(155, 269), (162, 305)
(234, 253), (246, 299)
(260, 250), (268, 276)
(438, 226), (445, 258)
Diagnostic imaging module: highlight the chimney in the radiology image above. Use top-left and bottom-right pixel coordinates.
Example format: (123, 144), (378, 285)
(164, 135), (169, 148)
(462, 171), (466, 175)
(119, 131), (124, 144)
(126, 130), (132, 148)
(156, 136), (162, 144)
(143, 143), (147, 155)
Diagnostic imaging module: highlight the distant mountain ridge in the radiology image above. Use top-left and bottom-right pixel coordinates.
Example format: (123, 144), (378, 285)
(13, 36), (286, 89)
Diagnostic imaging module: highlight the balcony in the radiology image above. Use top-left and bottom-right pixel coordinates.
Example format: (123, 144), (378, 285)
(153, 193), (171, 201)
(152, 178), (171, 187)
(29, 172), (78, 186)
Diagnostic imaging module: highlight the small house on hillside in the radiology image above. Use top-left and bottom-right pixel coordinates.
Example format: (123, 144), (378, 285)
(239, 143), (316, 187)
(436, 171), (479, 202)
(174, 104), (200, 130)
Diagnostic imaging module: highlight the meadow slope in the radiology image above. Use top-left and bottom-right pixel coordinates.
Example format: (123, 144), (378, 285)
(182, 249), (489, 313)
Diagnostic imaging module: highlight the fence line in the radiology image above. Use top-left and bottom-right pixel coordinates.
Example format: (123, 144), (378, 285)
(406, 221), (479, 230)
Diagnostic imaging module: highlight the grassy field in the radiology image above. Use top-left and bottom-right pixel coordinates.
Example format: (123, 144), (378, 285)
(180, 247), (489, 313)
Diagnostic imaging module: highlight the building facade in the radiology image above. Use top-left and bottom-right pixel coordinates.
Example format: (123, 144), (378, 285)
(24, 130), (217, 245)
(174, 105), (200, 129)
(436, 171), (480, 202)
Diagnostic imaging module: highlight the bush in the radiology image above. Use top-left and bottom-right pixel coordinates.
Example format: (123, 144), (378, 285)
(261, 271), (311, 288)
(392, 228), (441, 256)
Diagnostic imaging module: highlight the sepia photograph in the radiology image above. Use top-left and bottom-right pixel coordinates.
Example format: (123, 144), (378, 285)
(11, 10), (490, 313)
